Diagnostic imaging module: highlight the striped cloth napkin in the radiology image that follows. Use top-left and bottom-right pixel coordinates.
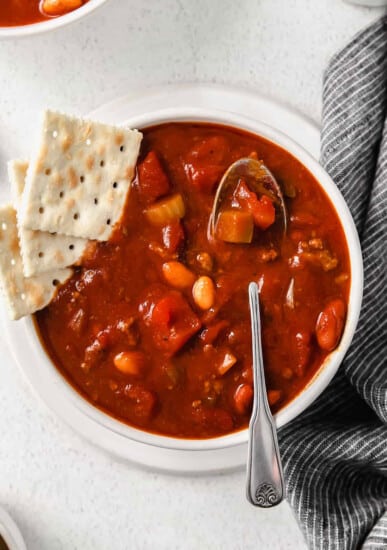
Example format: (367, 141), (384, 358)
(278, 16), (387, 550)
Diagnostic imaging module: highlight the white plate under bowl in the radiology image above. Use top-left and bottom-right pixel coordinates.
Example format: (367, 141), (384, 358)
(2, 84), (362, 473)
(0, 507), (26, 550)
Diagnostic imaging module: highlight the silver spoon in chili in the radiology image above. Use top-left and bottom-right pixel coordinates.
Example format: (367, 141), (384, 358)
(208, 157), (287, 240)
(246, 281), (285, 507)
(208, 158), (286, 506)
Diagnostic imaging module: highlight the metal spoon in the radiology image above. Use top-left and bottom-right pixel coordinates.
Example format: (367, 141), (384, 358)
(208, 157), (287, 239)
(246, 282), (285, 507)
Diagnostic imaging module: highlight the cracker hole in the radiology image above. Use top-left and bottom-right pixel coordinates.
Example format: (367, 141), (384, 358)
(39, 207), (44, 214)
(106, 218), (111, 225)
(52, 279), (60, 287)
(80, 175), (85, 183)
(10, 259), (15, 266)
(21, 293), (26, 301)
(120, 145), (125, 152)
(94, 198), (98, 205)
(69, 244), (74, 250)
(38, 252), (44, 258)
(86, 139), (91, 146)
(1, 222), (7, 230)
(52, 130), (58, 138)
(73, 213), (79, 220)
(59, 191), (64, 198)
(112, 182), (118, 189)
(100, 160), (105, 167)
(45, 168), (51, 176)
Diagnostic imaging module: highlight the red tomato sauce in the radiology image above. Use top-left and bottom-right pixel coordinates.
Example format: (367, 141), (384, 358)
(0, 1), (89, 27)
(35, 122), (351, 439)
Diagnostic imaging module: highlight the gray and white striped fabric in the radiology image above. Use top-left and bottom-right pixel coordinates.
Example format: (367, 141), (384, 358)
(278, 17), (387, 550)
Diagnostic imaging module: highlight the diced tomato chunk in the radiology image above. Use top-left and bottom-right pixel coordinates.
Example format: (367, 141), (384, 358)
(233, 180), (251, 203)
(137, 151), (170, 204)
(188, 136), (230, 164)
(253, 195), (276, 229)
(184, 136), (230, 192)
(151, 297), (173, 326)
(234, 180), (275, 230)
(162, 222), (184, 253)
(148, 291), (201, 355)
(184, 163), (224, 193)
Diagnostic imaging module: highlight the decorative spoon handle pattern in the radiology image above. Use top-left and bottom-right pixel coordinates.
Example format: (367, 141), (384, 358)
(246, 282), (285, 507)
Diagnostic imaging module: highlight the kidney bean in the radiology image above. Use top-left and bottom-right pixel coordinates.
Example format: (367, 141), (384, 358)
(315, 298), (346, 351)
(233, 384), (254, 415)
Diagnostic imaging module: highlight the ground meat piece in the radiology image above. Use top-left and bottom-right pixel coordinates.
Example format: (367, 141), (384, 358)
(116, 318), (139, 346)
(196, 252), (213, 271)
(257, 248), (278, 262)
(81, 340), (104, 372)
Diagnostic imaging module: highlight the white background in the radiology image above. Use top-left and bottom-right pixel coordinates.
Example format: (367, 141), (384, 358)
(0, 1), (385, 549)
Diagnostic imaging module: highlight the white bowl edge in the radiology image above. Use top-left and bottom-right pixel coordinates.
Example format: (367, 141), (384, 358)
(0, 0), (109, 39)
(16, 106), (364, 453)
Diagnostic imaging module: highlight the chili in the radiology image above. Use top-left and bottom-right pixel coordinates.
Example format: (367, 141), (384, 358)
(35, 122), (350, 439)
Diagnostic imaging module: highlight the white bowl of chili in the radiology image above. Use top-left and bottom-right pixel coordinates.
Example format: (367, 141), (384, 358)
(4, 96), (363, 471)
(0, 0), (109, 38)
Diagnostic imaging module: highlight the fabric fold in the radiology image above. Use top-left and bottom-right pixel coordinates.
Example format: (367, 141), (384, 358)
(279, 16), (387, 550)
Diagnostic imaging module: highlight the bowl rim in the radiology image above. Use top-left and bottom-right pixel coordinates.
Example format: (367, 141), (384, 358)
(0, 0), (110, 38)
(22, 106), (363, 451)
(0, 507), (27, 550)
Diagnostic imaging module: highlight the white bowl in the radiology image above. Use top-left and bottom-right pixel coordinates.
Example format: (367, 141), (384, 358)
(0, 0), (109, 39)
(0, 507), (26, 550)
(6, 107), (364, 457)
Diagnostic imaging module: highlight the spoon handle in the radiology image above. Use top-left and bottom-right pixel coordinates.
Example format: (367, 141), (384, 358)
(246, 282), (285, 507)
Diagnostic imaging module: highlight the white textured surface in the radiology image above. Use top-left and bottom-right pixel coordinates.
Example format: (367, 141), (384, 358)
(0, 1), (385, 549)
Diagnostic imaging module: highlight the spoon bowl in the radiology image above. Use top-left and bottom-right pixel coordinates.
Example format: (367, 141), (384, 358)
(208, 157), (288, 240)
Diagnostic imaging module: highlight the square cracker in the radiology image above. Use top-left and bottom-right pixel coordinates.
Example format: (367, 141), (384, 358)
(8, 159), (87, 277)
(20, 110), (142, 240)
(0, 205), (72, 320)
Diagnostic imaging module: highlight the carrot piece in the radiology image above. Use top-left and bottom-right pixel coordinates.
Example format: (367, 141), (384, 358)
(215, 210), (254, 243)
